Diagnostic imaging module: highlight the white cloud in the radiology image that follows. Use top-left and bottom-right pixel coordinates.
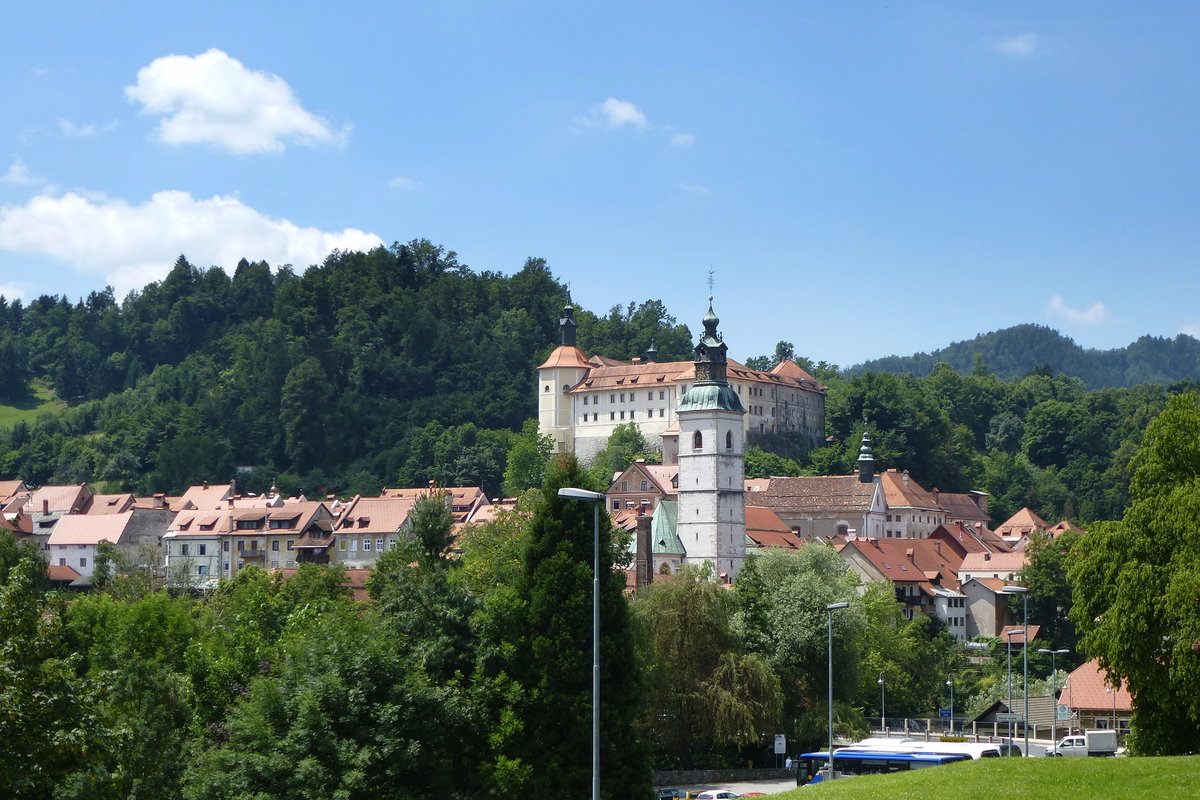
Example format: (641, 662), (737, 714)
(125, 48), (347, 154)
(577, 97), (649, 130)
(1048, 294), (1109, 324)
(57, 118), (118, 138)
(3, 156), (38, 185)
(388, 175), (422, 192)
(990, 32), (1038, 59)
(0, 284), (23, 301)
(0, 190), (383, 295)
(671, 132), (696, 147)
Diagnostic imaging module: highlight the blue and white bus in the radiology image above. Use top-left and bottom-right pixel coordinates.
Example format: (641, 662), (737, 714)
(796, 748), (970, 785)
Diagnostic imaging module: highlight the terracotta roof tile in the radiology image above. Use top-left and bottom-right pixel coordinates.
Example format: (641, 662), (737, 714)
(996, 507), (1050, 536)
(959, 551), (1027, 573)
(538, 344), (594, 370)
(1064, 659), (1132, 713)
(757, 475), (877, 514)
(843, 537), (964, 589)
(936, 491), (991, 524)
(27, 484), (91, 514)
(880, 469), (941, 510)
(47, 513), (132, 546)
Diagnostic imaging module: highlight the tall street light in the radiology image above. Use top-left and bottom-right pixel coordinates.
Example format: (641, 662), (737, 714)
(558, 487), (605, 800)
(826, 601), (851, 779)
(1004, 628), (1024, 743)
(878, 672), (886, 737)
(1003, 585), (1031, 757)
(946, 677), (954, 735)
(1038, 647), (1069, 746)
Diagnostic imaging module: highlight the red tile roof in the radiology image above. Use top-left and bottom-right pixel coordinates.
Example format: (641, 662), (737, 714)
(959, 551), (1027, 574)
(843, 537), (964, 589)
(48, 564), (81, 582)
(47, 513), (132, 546)
(880, 469), (941, 510)
(936, 491), (991, 524)
(1063, 659), (1132, 713)
(538, 345), (594, 370)
(996, 507), (1049, 537)
(757, 475), (877, 515)
(999, 624), (1040, 645)
(27, 484), (91, 514)
(87, 493), (135, 514)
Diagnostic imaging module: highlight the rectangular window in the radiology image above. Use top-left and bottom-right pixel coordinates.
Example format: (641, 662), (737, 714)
(272, 540), (279, 551)
(610, 394), (615, 403)
(350, 539), (358, 552)
(80, 557), (87, 567)
(364, 538), (373, 551)
(271, 560), (279, 569)
(612, 500), (620, 510)
(630, 410), (635, 419)
(593, 413), (598, 421)
(180, 543), (189, 556)
(388, 538), (398, 550)
(287, 540), (294, 550)
(659, 390), (665, 400)
(224, 561), (230, 572)
(620, 411), (625, 420)
(286, 560), (295, 568)
(610, 412), (615, 420)
(223, 540), (230, 552)
(659, 408), (664, 417)
(376, 538), (384, 550)
(583, 396), (589, 405)
(339, 539), (347, 551)
(237, 541), (244, 551)
(59, 558), (66, 566)
(198, 565), (208, 575)
(620, 393), (625, 402)
(199, 544), (207, 556)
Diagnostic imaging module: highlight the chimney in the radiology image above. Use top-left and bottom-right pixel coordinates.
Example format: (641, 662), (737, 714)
(152, 493), (165, 509)
(934, 540), (942, 556)
(932, 488), (940, 504)
(906, 548), (915, 562)
(902, 470), (910, 487)
(632, 357), (642, 364)
(42, 499), (49, 514)
(203, 480), (209, 489)
(635, 504), (653, 590)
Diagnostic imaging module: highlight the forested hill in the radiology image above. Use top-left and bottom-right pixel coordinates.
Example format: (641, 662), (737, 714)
(847, 324), (1200, 388)
(0, 241), (693, 497)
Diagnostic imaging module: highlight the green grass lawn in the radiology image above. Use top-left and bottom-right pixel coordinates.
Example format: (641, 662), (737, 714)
(777, 757), (1200, 800)
(0, 380), (65, 428)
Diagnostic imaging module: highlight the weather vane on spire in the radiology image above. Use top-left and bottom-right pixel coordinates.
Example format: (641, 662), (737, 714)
(707, 268), (715, 296)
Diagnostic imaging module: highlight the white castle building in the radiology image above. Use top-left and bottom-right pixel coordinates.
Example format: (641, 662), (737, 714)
(536, 301), (826, 463)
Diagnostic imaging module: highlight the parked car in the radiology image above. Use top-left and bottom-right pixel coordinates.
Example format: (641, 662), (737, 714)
(694, 791), (739, 799)
(656, 789), (684, 800)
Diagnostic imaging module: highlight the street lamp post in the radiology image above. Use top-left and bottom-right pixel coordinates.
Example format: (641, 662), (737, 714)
(558, 487), (606, 800)
(1038, 647), (1069, 746)
(1004, 628), (1023, 743)
(946, 677), (954, 735)
(1003, 586), (1031, 756)
(878, 673), (886, 737)
(826, 602), (851, 779)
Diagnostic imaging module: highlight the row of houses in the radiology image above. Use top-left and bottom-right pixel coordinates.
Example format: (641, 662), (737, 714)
(0, 479), (493, 589)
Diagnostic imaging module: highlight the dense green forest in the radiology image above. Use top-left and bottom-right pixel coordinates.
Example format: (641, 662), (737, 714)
(848, 323), (1200, 389)
(0, 240), (1193, 527)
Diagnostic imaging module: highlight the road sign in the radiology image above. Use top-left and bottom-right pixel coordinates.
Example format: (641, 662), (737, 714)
(1057, 705), (1069, 721)
(939, 708), (951, 719)
(995, 712), (1024, 723)
(774, 734), (786, 754)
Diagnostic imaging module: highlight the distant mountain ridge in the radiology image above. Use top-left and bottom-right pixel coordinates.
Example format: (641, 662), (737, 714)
(847, 324), (1200, 389)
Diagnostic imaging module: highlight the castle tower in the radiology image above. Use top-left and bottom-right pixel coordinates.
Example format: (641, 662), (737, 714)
(675, 298), (747, 578)
(537, 300), (592, 454)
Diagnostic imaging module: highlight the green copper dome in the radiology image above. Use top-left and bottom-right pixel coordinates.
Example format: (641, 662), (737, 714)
(678, 382), (745, 413)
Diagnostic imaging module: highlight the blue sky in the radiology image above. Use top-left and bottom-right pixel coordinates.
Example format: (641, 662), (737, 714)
(2, 2), (1197, 367)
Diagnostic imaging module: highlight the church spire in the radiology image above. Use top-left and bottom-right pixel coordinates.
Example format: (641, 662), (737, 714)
(678, 298), (744, 414)
(558, 296), (578, 347)
(857, 427), (876, 483)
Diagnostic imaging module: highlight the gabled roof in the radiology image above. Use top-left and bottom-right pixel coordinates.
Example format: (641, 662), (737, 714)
(1046, 520), (1085, 538)
(1064, 659), (1132, 713)
(0, 479), (28, 500)
(745, 506), (807, 549)
(879, 469), (941, 511)
(959, 550), (1027, 574)
(769, 358), (824, 390)
(87, 493), (135, 514)
(178, 483), (234, 511)
(570, 360), (691, 392)
(47, 513), (132, 546)
(999, 624), (1040, 645)
(930, 522), (1010, 557)
(996, 507), (1049, 537)
(936, 490), (991, 524)
(28, 484), (92, 514)
(48, 564), (81, 582)
(336, 496), (416, 534)
(842, 537), (964, 589)
(607, 461), (678, 496)
(961, 576), (1008, 594)
(757, 475), (878, 515)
